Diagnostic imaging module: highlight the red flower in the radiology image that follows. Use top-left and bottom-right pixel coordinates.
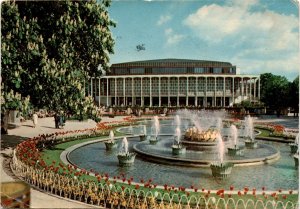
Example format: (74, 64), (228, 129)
(135, 184), (140, 190)
(289, 190), (293, 194)
(230, 185), (234, 191)
(194, 188), (198, 192)
(238, 191), (242, 196)
(282, 195), (287, 199)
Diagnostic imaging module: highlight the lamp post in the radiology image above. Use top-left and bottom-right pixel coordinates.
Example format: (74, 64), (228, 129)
(97, 65), (106, 108)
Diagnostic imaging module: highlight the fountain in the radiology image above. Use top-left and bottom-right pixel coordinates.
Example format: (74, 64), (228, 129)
(210, 133), (234, 178)
(289, 134), (298, 154)
(105, 130), (116, 150)
(129, 125), (133, 134)
(117, 137), (136, 166)
(294, 153), (299, 167)
(69, 109), (289, 188)
(172, 127), (186, 155)
(227, 125), (243, 156)
(149, 116), (160, 145)
(244, 115), (258, 149)
(139, 125), (147, 141)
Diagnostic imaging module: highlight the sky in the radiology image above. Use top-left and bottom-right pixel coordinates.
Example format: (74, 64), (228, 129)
(108, 0), (299, 81)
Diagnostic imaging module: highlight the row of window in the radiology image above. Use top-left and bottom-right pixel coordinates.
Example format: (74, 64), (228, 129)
(110, 67), (236, 75)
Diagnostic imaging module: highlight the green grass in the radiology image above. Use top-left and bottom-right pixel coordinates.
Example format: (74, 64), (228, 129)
(256, 128), (272, 137)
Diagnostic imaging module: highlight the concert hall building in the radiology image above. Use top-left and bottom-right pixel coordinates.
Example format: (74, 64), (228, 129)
(87, 59), (260, 107)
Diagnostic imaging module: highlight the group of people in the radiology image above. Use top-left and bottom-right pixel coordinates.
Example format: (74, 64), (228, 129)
(31, 112), (65, 129)
(54, 113), (65, 129)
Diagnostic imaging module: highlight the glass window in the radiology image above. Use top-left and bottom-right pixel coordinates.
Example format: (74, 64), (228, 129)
(130, 68), (145, 74)
(213, 68), (222, 74)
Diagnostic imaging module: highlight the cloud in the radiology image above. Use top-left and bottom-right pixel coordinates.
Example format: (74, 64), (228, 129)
(157, 15), (172, 26)
(183, 0), (298, 78)
(164, 28), (184, 45)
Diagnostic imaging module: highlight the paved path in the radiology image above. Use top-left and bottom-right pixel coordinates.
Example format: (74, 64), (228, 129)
(1, 116), (126, 208)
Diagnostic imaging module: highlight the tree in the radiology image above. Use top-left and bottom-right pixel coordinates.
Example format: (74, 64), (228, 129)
(289, 76), (299, 117)
(260, 73), (290, 116)
(1, 0), (115, 132)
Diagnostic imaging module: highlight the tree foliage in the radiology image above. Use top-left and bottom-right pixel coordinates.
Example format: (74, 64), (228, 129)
(1, 0), (115, 116)
(260, 73), (293, 115)
(289, 76), (299, 116)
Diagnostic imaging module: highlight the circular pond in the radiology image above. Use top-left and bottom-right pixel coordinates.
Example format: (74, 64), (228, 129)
(67, 120), (298, 190)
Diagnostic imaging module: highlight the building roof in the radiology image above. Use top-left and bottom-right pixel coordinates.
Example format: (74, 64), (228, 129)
(111, 58), (234, 68)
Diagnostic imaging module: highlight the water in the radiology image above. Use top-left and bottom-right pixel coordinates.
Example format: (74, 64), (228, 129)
(69, 137), (298, 190)
(68, 114), (298, 190)
(295, 133), (299, 144)
(230, 125), (238, 147)
(152, 116), (160, 137)
(174, 127), (181, 145)
(216, 133), (224, 163)
(175, 115), (181, 127)
(244, 115), (254, 140)
(119, 137), (129, 154)
(109, 130), (114, 142)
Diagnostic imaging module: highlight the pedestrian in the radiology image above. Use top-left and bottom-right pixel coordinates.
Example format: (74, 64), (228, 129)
(54, 113), (59, 129)
(32, 112), (38, 128)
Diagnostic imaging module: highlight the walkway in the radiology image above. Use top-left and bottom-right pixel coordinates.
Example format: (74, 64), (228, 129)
(1, 116), (126, 208)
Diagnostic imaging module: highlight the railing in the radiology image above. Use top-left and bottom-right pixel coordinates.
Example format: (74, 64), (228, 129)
(12, 147), (298, 209)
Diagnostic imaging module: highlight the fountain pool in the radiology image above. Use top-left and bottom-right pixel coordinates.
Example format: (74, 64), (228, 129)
(67, 118), (298, 190)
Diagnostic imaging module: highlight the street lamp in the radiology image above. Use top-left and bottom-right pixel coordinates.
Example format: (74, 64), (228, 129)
(97, 65), (106, 108)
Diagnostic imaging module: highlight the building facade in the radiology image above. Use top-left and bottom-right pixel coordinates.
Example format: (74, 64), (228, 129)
(87, 59), (260, 107)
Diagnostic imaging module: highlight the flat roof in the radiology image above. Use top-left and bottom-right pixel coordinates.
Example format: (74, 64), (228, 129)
(111, 58), (234, 68)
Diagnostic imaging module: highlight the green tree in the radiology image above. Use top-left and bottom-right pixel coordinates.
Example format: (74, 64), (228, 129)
(289, 76), (299, 117)
(1, 0), (115, 132)
(260, 73), (290, 116)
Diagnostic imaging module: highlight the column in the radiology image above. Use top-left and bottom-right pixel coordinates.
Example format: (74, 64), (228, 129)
(186, 77), (189, 106)
(123, 78), (126, 106)
(254, 78), (256, 100)
(249, 78), (252, 102)
(223, 77), (226, 107)
(132, 78), (134, 106)
(205, 77), (207, 107)
(241, 77), (244, 101)
(150, 77), (152, 107)
(106, 78), (109, 106)
(98, 78), (101, 107)
(245, 79), (248, 100)
(159, 77), (161, 107)
(195, 77), (198, 107)
(141, 77), (143, 106)
(177, 77), (179, 107)
(168, 77), (170, 107)
(214, 77), (216, 107)
(258, 77), (261, 102)
(232, 77), (235, 105)
(114, 78), (117, 106)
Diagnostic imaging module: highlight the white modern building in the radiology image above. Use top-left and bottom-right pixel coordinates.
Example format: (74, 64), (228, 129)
(87, 59), (260, 107)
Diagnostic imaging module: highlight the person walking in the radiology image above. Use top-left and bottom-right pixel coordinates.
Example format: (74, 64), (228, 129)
(32, 112), (38, 128)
